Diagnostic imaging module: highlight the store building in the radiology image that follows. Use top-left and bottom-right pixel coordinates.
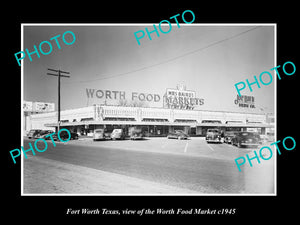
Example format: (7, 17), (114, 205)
(25, 104), (273, 137)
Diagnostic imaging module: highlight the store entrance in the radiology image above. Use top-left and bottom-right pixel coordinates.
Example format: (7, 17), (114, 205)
(190, 127), (196, 136)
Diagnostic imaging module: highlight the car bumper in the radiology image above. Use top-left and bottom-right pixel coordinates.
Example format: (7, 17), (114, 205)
(241, 143), (259, 146)
(167, 136), (188, 139)
(131, 136), (143, 140)
(93, 138), (105, 140)
(111, 136), (124, 139)
(206, 139), (222, 142)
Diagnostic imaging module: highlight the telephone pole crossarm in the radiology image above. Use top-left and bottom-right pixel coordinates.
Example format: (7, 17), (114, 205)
(47, 72), (70, 78)
(47, 68), (70, 74)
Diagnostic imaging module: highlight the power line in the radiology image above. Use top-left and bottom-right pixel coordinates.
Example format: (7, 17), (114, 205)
(66, 26), (260, 84)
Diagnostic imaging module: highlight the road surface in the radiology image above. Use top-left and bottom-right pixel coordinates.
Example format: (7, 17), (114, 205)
(23, 137), (275, 194)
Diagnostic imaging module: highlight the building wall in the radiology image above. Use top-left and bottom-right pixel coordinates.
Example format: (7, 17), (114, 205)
(60, 106), (95, 122)
(95, 105), (266, 124)
(28, 105), (268, 132)
(173, 109), (201, 122)
(29, 112), (57, 131)
(102, 105), (138, 119)
(141, 107), (170, 120)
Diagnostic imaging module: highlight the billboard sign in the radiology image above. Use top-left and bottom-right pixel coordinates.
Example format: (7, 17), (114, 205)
(23, 101), (55, 112)
(163, 85), (204, 110)
(34, 102), (55, 112)
(23, 101), (33, 112)
(234, 95), (255, 108)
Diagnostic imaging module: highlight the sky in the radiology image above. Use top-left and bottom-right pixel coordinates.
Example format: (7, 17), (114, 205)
(23, 24), (275, 114)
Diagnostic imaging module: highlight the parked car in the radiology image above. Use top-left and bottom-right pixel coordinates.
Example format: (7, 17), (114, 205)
(231, 131), (261, 148)
(52, 130), (78, 141)
(129, 127), (144, 140)
(167, 130), (189, 140)
(206, 129), (222, 143)
(27, 129), (42, 139)
(224, 131), (239, 144)
(110, 129), (126, 140)
(93, 129), (109, 141)
(259, 134), (268, 144)
(37, 130), (55, 139)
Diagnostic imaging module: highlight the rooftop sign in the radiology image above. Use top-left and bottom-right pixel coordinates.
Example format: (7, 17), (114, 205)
(163, 85), (204, 110)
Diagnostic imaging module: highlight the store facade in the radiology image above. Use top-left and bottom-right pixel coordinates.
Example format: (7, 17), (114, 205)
(24, 85), (274, 137)
(25, 104), (273, 137)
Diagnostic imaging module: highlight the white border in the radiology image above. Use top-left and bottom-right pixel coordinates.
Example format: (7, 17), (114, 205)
(21, 23), (277, 196)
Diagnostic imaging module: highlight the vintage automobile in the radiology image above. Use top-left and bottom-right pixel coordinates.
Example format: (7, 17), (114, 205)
(206, 129), (222, 143)
(93, 129), (110, 141)
(37, 130), (55, 139)
(52, 130), (79, 141)
(27, 129), (42, 139)
(110, 129), (126, 140)
(167, 130), (189, 140)
(224, 131), (239, 144)
(129, 127), (144, 140)
(231, 131), (261, 148)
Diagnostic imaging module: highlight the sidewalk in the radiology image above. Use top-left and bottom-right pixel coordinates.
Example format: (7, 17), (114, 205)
(23, 156), (199, 195)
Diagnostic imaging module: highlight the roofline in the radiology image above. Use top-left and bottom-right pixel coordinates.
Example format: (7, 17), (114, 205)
(45, 121), (273, 128)
(43, 104), (270, 116)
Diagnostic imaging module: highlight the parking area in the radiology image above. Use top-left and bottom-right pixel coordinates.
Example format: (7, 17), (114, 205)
(45, 136), (272, 161)
(23, 136), (275, 194)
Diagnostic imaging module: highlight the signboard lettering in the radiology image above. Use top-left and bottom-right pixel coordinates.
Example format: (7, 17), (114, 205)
(234, 95), (255, 108)
(86, 88), (160, 102)
(163, 85), (204, 110)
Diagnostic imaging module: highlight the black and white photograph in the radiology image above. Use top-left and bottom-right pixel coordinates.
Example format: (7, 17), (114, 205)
(4, 4), (299, 221)
(21, 24), (276, 195)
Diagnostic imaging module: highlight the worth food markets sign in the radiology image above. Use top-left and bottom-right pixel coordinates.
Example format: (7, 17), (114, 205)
(163, 85), (204, 110)
(86, 85), (204, 110)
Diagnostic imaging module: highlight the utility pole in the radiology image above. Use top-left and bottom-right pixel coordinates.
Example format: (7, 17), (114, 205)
(46, 68), (70, 132)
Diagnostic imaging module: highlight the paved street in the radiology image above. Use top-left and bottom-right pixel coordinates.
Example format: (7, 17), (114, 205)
(23, 137), (275, 194)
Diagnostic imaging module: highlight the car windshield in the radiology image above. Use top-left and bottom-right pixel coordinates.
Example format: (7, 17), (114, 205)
(40, 130), (52, 134)
(29, 130), (39, 134)
(241, 132), (257, 137)
(207, 129), (219, 133)
(132, 129), (142, 133)
(226, 132), (237, 136)
(175, 130), (184, 133)
(113, 129), (122, 133)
